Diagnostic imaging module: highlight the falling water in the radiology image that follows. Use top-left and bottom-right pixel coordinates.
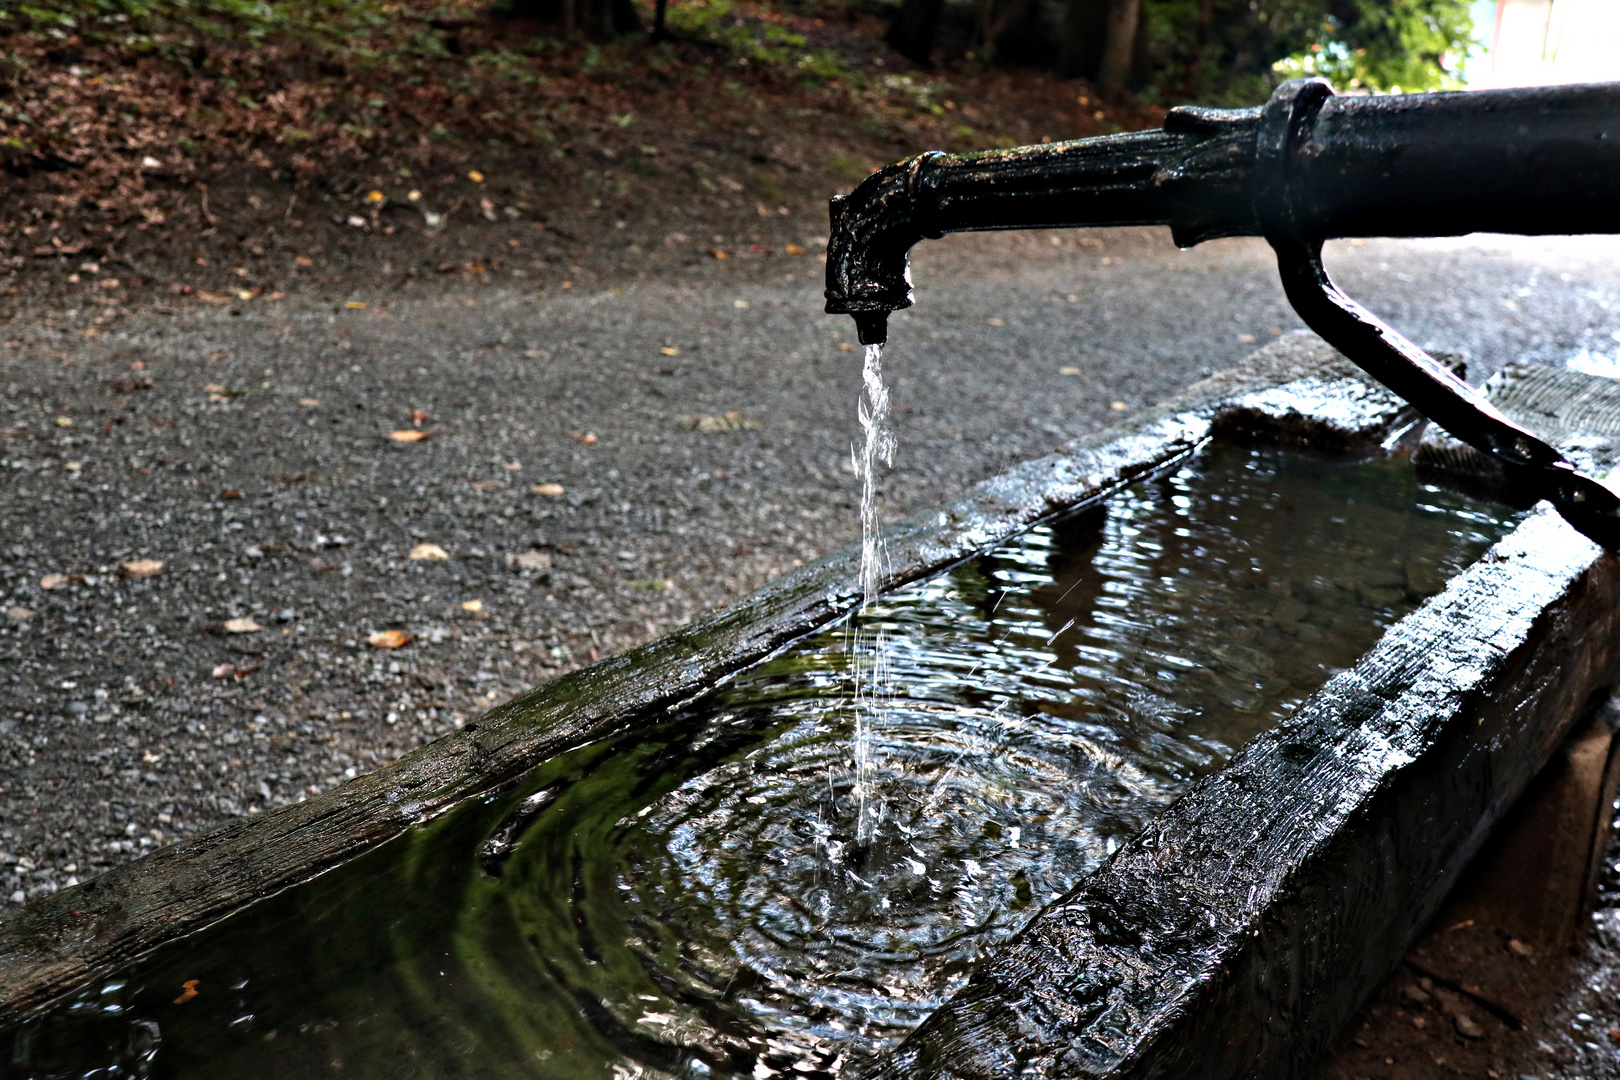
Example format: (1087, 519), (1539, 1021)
(852, 342), (895, 846)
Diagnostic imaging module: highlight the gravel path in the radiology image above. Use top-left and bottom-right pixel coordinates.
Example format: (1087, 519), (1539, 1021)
(3, 226), (1618, 902)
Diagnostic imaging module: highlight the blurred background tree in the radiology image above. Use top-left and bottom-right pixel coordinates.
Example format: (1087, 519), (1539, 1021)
(886, 0), (1473, 102)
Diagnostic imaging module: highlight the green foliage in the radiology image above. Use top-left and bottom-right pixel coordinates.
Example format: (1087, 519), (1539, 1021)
(1272, 0), (1471, 92)
(1137, 0), (1473, 104)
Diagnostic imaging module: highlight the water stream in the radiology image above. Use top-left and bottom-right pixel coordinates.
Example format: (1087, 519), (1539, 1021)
(852, 343), (895, 848)
(5, 446), (1522, 1080)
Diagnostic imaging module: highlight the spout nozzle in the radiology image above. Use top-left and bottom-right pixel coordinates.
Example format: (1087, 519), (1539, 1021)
(853, 312), (889, 347)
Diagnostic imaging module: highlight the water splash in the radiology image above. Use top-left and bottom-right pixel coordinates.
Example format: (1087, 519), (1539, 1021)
(852, 343), (896, 847)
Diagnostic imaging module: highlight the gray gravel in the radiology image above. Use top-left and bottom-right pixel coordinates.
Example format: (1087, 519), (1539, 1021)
(2, 226), (1619, 904)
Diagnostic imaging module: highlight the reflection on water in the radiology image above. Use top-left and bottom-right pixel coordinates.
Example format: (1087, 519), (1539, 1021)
(5, 447), (1521, 1080)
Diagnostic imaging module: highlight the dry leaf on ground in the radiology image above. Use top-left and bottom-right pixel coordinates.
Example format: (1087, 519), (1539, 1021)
(173, 980), (200, 1005)
(507, 550), (552, 571)
(39, 574), (69, 590)
(461, 599), (483, 612)
(223, 617), (263, 634)
(532, 483), (565, 496)
(211, 663), (236, 678)
(683, 412), (760, 433)
(368, 629), (413, 648)
(388, 430), (431, 443)
(409, 543), (450, 561)
(118, 559), (164, 579)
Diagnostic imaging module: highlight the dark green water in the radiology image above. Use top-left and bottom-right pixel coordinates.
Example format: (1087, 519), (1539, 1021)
(5, 446), (1521, 1080)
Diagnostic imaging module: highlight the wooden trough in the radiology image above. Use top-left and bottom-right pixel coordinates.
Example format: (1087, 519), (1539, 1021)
(0, 338), (1616, 1080)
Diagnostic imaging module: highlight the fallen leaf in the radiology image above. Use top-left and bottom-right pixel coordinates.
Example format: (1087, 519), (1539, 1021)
(40, 574), (69, 590)
(532, 483), (565, 496)
(366, 190), (385, 203)
(221, 489), (242, 499)
(368, 629), (413, 648)
(298, 398), (320, 407)
(211, 663), (236, 678)
(468, 170), (485, 183)
(708, 249), (727, 260)
(507, 550), (552, 571)
(837, 342), (854, 353)
(295, 256), (314, 267)
(461, 599), (483, 612)
(660, 346), (679, 356)
(346, 301), (367, 310)
(579, 432), (598, 445)
(223, 617), (263, 634)
(987, 317), (1005, 327)
(524, 348), (550, 359)
(388, 430), (431, 442)
(409, 543), (450, 561)
(1060, 366), (1082, 376)
(203, 384), (226, 394)
(733, 299), (749, 309)
(410, 409), (429, 424)
(64, 461), (82, 472)
(471, 480), (506, 492)
(196, 292), (231, 305)
(54, 415), (73, 428)
(684, 411), (760, 433)
(174, 979), (199, 1005)
(118, 559), (164, 579)
(786, 244), (805, 255)
(503, 462), (523, 471)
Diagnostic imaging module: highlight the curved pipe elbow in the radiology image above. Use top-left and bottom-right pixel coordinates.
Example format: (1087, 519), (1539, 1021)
(823, 153), (947, 345)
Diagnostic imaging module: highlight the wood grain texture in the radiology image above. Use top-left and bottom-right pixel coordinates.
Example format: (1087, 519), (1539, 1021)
(0, 336), (1404, 1020)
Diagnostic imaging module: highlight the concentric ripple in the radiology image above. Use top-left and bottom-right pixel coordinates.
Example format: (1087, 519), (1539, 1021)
(6, 447), (1521, 1080)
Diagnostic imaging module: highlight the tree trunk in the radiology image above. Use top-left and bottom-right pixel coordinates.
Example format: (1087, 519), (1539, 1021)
(500, 0), (639, 37)
(1059, 0), (1110, 77)
(1097, 0), (1139, 98)
(885, 0), (946, 67)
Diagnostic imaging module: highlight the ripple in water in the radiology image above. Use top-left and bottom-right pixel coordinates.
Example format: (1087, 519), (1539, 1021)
(7, 447), (1522, 1080)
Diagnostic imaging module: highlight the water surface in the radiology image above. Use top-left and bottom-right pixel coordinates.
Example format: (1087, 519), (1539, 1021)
(7, 446), (1520, 1080)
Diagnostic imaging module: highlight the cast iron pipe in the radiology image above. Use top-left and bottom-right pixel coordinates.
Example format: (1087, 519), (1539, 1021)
(825, 78), (1620, 548)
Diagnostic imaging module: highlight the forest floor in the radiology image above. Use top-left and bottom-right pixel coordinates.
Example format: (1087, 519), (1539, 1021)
(0, 0), (1158, 319)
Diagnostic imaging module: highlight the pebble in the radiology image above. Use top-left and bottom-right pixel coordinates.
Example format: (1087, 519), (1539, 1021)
(1454, 1012), (1485, 1039)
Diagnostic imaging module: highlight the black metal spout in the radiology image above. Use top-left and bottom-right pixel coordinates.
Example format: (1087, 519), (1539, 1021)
(824, 108), (1265, 343)
(826, 81), (1620, 344)
(825, 79), (1620, 547)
